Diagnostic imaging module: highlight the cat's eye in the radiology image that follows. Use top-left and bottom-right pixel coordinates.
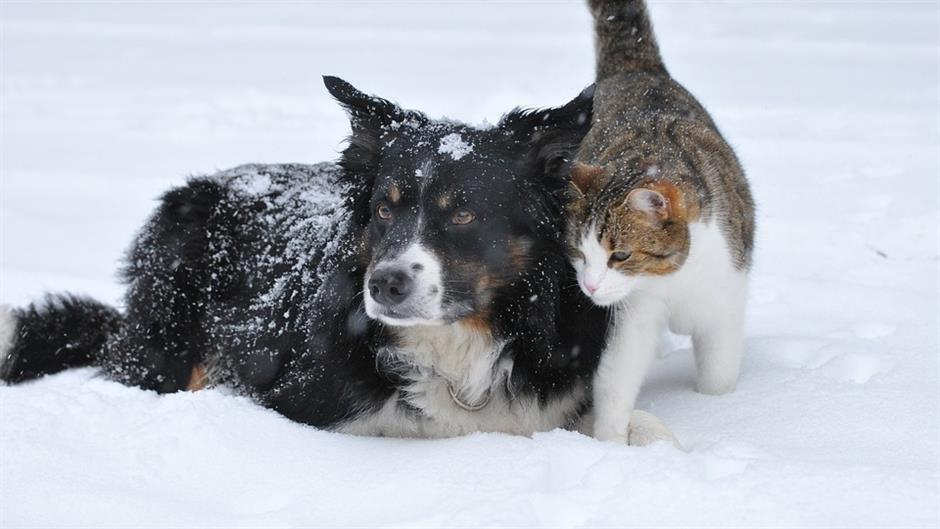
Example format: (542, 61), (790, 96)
(610, 251), (631, 262)
(376, 203), (392, 220)
(452, 209), (476, 225)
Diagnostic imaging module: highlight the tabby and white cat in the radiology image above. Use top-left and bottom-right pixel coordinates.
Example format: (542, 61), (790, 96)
(569, 0), (755, 443)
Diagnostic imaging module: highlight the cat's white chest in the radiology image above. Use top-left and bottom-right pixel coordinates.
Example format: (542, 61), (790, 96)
(646, 221), (747, 335)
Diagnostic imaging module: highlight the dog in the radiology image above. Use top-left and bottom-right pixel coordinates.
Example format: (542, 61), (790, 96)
(0, 76), (676, 443)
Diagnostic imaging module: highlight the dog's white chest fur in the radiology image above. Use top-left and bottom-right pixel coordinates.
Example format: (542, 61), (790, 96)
(393, 322), (504, 408)
(337, 322), (583, 438)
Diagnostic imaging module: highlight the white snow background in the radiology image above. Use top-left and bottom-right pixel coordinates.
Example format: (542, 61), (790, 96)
(1, 1), (938, 527)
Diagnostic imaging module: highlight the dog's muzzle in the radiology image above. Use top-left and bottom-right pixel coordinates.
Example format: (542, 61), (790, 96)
(363, 244), (444, 326)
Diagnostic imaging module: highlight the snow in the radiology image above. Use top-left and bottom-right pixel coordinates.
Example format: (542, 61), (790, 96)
(1, 1), (938, 527)
(437, 132), (473, 160)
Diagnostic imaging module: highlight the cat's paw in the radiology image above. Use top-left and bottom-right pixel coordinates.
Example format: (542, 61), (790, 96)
(592, 421), (629, 444)
(627, 410), (682, 449)
(593, 410), (682, 449)
(695, 375), (737, 396)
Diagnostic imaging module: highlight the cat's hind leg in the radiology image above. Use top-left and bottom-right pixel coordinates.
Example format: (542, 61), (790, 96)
(692, 273), (747, 395)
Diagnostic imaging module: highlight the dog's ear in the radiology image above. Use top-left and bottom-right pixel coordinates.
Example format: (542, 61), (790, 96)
(323, 76), (427, 224)
(500, 84), (594, 191)
(324, 76), (425, 137)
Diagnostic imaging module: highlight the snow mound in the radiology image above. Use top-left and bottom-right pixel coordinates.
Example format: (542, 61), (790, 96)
(1, 369), (935, 528)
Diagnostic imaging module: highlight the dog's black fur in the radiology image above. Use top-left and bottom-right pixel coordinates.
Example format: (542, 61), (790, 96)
(1, 77), (611, 435)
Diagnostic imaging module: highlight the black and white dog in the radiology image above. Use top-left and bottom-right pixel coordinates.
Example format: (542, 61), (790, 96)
(0, 77), (673, 441)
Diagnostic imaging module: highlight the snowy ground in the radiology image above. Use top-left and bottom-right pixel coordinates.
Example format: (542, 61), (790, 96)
(1, 1), (938, 527)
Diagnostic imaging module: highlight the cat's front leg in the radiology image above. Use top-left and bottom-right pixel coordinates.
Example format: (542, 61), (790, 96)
(628, 410), (682, 448)
(592, 295), (665, 443)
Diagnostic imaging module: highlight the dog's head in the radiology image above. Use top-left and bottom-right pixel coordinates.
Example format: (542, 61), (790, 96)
(325, 76), (593, 327)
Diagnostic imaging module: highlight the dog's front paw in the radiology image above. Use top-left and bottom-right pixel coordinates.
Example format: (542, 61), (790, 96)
(628, 410), (682, 449)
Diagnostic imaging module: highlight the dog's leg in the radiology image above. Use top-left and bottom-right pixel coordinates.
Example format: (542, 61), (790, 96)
(99, 181), (228, 393)
(99, 254), (210, 394)
(100, 323), (199, 393)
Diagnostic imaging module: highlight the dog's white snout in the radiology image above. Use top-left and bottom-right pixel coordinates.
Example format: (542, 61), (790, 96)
(363, 243), (445, 325)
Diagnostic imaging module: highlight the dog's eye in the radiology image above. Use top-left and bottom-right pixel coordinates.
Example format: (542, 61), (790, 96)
(376, 203), (392, 220)
(451, 209), (475, 225)
(610, 251), (631, 262)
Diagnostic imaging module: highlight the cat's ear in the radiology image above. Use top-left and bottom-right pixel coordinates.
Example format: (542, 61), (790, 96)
(627, 188), (669, 221)
(624, 181), (698, 223)
(571, 163), (605, 195)
(627, 182), (699, 224)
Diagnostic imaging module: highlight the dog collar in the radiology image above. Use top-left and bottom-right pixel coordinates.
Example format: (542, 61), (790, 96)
(448, 383), (491, 412)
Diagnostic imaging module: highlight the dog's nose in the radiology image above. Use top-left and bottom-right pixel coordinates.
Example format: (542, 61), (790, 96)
(369, 268), (414, 307)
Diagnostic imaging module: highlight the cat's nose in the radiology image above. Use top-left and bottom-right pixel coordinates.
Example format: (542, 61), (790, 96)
(585, 282), (599, 294)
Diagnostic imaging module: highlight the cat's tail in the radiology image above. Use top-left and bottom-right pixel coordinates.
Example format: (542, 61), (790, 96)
(588, 0), (666, 80)
(0, 294), (122, 383)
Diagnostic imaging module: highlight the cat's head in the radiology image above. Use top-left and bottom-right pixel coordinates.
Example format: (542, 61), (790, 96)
(567, 163), (697, 306)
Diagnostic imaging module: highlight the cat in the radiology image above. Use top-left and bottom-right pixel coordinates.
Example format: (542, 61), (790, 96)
(568, 0), (755, 443)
